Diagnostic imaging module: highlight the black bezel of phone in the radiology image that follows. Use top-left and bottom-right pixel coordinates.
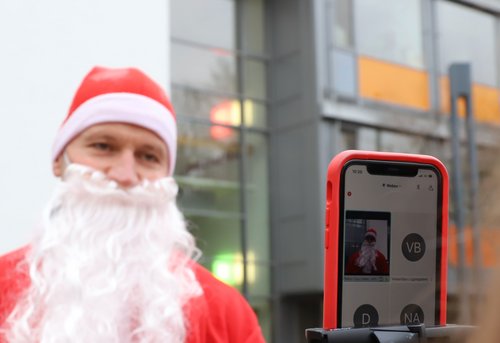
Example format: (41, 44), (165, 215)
(336, 159), (443, 328)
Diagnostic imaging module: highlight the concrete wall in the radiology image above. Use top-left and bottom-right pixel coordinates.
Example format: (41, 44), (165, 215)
(268, 0), (328, 341)
(269, 0), (323, 296)
(0, 0), (170, 254)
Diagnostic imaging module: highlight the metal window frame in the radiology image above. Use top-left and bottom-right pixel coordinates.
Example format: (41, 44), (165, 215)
(170, 0), (271, 302)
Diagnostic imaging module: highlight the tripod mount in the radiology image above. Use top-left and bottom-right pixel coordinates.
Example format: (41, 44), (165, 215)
(305, 324), (475, 343)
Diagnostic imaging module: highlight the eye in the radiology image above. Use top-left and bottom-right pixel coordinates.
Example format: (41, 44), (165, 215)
(141, 152), (160, 163)
(90, 142), (111, 151)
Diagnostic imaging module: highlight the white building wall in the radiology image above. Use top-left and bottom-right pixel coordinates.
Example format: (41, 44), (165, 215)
(0, 1), (171, 254)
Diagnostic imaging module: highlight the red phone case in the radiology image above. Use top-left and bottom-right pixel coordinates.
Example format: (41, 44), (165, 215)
(323, 150), (449, 329)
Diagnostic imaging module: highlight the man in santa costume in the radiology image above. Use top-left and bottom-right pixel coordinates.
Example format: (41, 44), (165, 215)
(345, 228), (389, 275)
(0, 66), (265, 342)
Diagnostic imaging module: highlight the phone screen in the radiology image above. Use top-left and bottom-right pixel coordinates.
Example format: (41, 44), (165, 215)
(338, 160), (442, 328)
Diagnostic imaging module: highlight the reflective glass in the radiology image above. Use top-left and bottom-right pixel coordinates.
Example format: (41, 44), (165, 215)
(172, 87), (267, 129)
(176, 121), (243, 290)
(332, 49), (357, 97)
(190, 219), (243, 292)
(436, 0), (497, 86)
(245, 133), (270, 262)
(241, 0), (265, 54)
(251, 298), (272, 342)
(243, 59), (267, 100)
(244, 100), (267, 129)
(171, 0), (271, 332)
(247, 263), (270, 297)
(171, 42), (237, 94)
(331, 0), (353, 49)
(176, 121), (240, 182)
(355, 0), (424, 69)
(172, 87), (236, 120)
(245, 133), (270, 298)
(171, 0), (235, 50)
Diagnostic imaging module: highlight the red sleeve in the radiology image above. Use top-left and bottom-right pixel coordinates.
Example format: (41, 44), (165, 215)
(186, 263), (265, 343)
(0, 247), (30, 338)
(345, 252), (360, 274)
(375, 251), (389, 274)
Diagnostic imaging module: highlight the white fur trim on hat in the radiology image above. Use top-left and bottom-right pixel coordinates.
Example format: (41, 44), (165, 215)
(52, 92), (177, 176)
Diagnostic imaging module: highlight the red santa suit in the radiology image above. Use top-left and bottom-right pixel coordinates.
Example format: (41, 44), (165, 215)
(0, 247), (265, 343)
(345, 249), (389, 275)
(345, 228), (389, 275)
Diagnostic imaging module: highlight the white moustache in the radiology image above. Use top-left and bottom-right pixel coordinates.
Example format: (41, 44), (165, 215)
(61, 163), (179, 202)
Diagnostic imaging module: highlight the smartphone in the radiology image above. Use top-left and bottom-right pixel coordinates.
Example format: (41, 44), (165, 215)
(323, 150), (448, 329)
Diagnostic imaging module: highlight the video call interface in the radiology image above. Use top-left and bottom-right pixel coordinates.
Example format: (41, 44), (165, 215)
(340, 163), (439, 328)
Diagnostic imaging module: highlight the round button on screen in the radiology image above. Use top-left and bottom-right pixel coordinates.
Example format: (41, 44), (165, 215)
(402, 233), (426, 261)
(400, 304), (424, 325)
(353, 304), (379, 327)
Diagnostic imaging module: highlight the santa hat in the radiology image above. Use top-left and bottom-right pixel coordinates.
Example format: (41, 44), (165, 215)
(364, 228), (377, 241)
(52, 66), (177, 175)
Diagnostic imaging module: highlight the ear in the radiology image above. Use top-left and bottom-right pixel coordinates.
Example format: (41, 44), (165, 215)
(53, 155), (63, 177)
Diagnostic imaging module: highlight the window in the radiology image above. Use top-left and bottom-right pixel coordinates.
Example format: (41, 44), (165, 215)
(355, 0), (424, 69)
(326, 0), (429, 110)
(171, 0), (235, 50)
(436, 0), (500, 122)
(331, 0), (353, 49)
(171, 0), (270, 339)
(437, 1), (497, 87)
(171, 43), (237, 94)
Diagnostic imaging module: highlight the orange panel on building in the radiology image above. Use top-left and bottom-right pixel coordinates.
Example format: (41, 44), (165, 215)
(358, 56), (430, 111)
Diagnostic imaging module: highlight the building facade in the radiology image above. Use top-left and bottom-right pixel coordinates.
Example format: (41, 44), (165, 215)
(171, 0), (500, 342)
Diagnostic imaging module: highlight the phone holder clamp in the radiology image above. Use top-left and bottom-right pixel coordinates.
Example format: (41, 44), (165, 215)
(305, 324), (475, 343)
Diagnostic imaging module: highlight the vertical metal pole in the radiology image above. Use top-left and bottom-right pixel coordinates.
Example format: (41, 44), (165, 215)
(236, 0), (249, 299)
(465, 82), (482, 302)
(449, 63), (470, 323)
(449, 63), (482, 321)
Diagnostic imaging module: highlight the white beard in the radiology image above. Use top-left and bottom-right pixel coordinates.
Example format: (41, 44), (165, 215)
(356, 241), (377, 274)
(4, 164), (202, 343)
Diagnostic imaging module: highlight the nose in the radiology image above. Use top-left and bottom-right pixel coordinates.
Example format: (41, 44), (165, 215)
(106, 152), (140, 188)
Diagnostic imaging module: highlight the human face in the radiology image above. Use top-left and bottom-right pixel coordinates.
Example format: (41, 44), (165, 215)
(365, 236), (376, 245)
(53, 123), (169, 187)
